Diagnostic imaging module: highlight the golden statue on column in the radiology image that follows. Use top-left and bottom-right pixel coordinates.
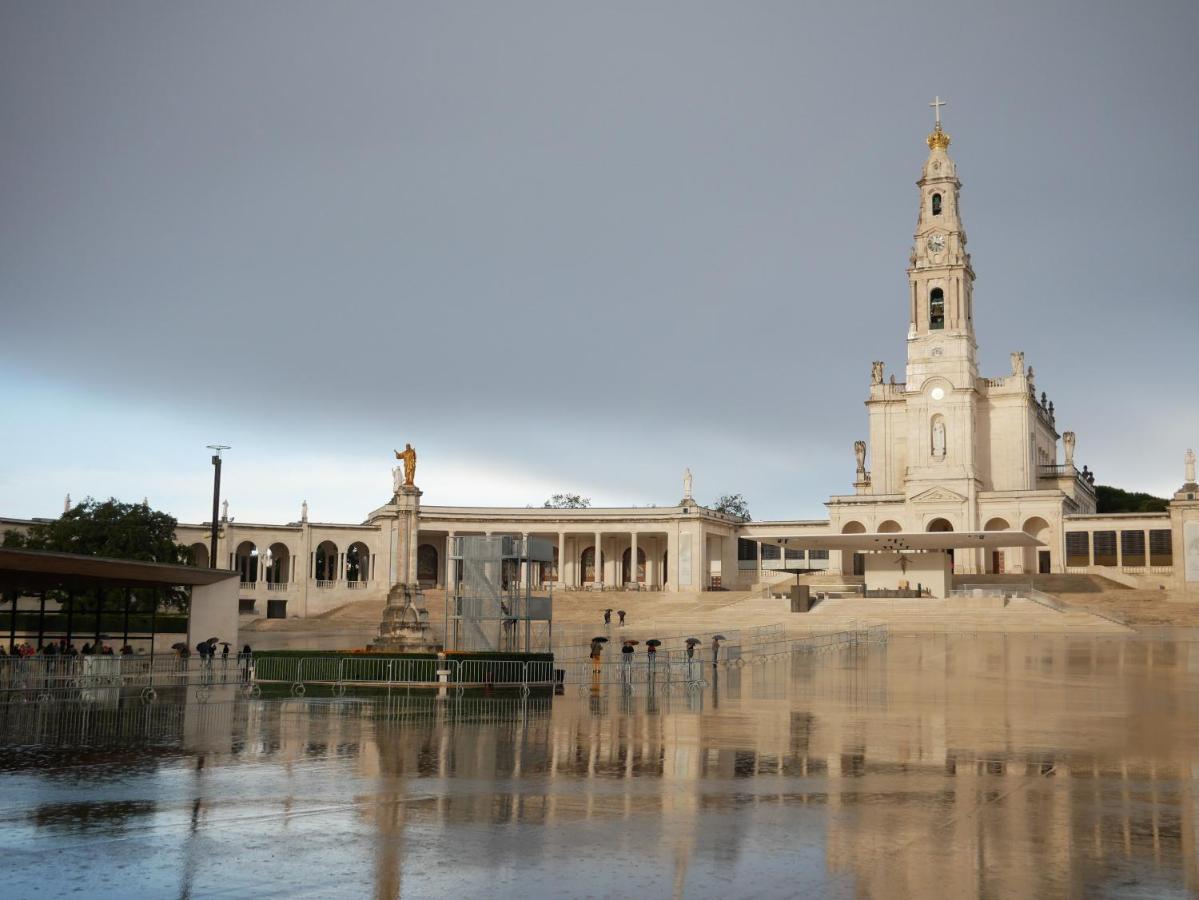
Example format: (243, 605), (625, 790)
(394, 444), (417, 488)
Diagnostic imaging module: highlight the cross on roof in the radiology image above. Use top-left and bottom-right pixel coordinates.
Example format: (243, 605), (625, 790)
(930, 96), (946, 126)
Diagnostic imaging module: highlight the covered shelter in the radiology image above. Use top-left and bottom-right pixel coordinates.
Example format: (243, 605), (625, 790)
(762, 531), (1044, 598)
(0, 548), (239, 652)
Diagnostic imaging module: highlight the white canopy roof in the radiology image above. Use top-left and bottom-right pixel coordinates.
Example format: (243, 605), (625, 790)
(762, 530), (1043, 552)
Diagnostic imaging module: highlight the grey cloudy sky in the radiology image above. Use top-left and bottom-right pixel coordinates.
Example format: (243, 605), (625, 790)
(2, 1), (1196, 525)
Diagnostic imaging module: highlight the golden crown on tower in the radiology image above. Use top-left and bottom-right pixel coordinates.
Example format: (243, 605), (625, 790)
(926, 122), (951, 151)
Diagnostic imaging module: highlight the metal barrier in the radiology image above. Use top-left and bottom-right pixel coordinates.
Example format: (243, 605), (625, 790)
(0, 654), (255, 705)
(1, 626), (887, 704)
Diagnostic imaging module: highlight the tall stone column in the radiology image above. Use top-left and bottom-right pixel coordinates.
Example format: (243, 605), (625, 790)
(445, 531), (456, 591)
(629, 531), (638, 586)
(594, 530), (602, 589)
(558, 530), (566, 587)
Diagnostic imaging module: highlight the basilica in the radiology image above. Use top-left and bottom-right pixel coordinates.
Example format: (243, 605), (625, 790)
(14, 110), (1195, 616)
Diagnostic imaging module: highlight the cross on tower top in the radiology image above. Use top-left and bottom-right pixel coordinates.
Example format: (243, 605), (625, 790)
(929, 95), (947, 126)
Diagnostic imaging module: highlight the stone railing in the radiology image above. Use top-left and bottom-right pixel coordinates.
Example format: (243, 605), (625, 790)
(266, 582), (289, 591)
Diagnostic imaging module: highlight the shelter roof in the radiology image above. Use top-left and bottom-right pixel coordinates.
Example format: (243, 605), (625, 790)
(0, 548), (238, 591)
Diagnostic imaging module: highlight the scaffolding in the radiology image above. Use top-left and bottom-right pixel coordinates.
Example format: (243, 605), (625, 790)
(445, 535), (554, 654)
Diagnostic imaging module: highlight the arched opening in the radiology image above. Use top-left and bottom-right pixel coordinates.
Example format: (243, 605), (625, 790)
(927, 517), (955, 572)
(932, 193), (942, 215)
(235, 541), (258, 584)
(580, 546), (605, 584)
(1023, 516), (1052, 575)
(540, 547), (559, 586)
(929, 288), (945, 330)
(188, 542), (209, 567)
(346, 542), (370, 584)
(983, 517), (1011, 574)
(842, 521), (866, 575)
(314, 540), (339, 583)
(877, 520), (902, 533)
(621, 547), (647, 584)
(417, 544), (439, 586)
(265, 543), (290, 585)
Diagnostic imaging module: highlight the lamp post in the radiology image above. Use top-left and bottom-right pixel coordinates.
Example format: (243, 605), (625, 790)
(207, 445), (230, 569)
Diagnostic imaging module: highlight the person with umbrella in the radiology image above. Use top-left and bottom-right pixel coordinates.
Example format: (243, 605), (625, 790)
(617, 609), (626, 627)
(685, 638), (702, 681)
(621, 639), (637, 682)
(590, 636), (608, 673)
(603, 608), (612, 626)
(711, 635), (727, 667)
(219, 641), (231, 667)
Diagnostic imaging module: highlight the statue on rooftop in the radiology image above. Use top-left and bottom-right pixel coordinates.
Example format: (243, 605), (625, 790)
(854, 440), (867, 476)
(871, 361), (884, 385)
(1063, 432), (1076, 467)
(1186, 448), (1196, 484)
(1010, 351), (1024, 376)
(394, 444), (417, 488)
(683, 467), (693, 501)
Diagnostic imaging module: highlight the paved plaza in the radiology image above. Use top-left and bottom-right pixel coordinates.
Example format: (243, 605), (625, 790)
(2, 632), (1196, 898)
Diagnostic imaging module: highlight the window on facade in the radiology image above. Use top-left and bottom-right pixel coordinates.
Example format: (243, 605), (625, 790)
(932, 193), (942, 215)
(785, 548), (805, 561)
(929, 288), (945, 330)
(1065, 532), (1090, 567)
(1120, 530), (1146, 567)
(1149, 529), (1173, 567)
(1092, 530), (1117, 566)
(808, 549), (829, 561)
(737, 538), (757, 561)
(761, 544), (781, 560)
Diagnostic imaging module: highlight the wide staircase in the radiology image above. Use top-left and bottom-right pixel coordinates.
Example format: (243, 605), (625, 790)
(804, 595), (1129, 633)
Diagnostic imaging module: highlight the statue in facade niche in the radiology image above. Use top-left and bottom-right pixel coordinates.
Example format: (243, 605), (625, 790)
(394, 444), (417, 487)
(1062, 432), (1076, 467)
(931, 419), (947, 459)
(1010, 351), (1024, 376)
(853, 440), (867, 475)
(871, 361), (885, 385)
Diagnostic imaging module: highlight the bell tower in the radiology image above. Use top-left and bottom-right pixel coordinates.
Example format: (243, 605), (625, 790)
(905, 97), (977, 392)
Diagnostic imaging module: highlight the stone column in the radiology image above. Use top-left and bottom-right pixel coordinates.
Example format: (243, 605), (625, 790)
(595, 530), (602, 589)
(445, 531), (456, 591)
(520, 532), (530, 588)
(756, 540), (763, 584)
(558, 530), (566, 587)
(629, 531), (638, 586)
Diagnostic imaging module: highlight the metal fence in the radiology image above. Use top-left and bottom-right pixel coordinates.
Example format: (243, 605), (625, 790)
(0, 654), (255, 705)
(0, 624), (888, 704)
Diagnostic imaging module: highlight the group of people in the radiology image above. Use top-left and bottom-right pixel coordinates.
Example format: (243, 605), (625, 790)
(1, 639), (136, 658)
(602, 609), (627, 626)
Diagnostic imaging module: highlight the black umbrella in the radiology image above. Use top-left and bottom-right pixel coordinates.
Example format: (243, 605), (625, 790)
(646, 639), (662, 647)
(219, 642), (232, 649)
(170, 642), (188, 651)
(591, 636), (610, 643)
(604, 608), (613, 613)
(685, 638), (702, 646)
(206, 637), (220, 644)
(617, 610), (626, 615)
(622, 639), (640, 646)
(712, 634), (728, 641)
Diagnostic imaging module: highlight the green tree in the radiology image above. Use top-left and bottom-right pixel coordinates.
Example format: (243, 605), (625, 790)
(543, 493), (591, 509)
(1094, 485), (1169, 514)
(3, 497), (191, 612)
(712, 494), (751, 521)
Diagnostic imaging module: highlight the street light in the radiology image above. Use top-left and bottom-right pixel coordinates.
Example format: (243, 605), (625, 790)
(206, 445), (230, 569)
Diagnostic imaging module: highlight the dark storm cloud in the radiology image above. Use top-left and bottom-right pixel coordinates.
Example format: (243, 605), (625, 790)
(1, 1), (1196, 520)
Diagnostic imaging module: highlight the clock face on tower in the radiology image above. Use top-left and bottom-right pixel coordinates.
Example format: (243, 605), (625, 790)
(926, 233), (946, 253)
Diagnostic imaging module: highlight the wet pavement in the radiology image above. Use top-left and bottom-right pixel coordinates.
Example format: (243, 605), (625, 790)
(1, 634), (1198, 898)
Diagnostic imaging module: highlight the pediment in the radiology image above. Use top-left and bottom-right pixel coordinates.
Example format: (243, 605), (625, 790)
(909, 486), (967, 504)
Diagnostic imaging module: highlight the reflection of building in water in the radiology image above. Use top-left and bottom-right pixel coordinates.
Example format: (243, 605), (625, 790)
(14, 637), (1196, 897)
